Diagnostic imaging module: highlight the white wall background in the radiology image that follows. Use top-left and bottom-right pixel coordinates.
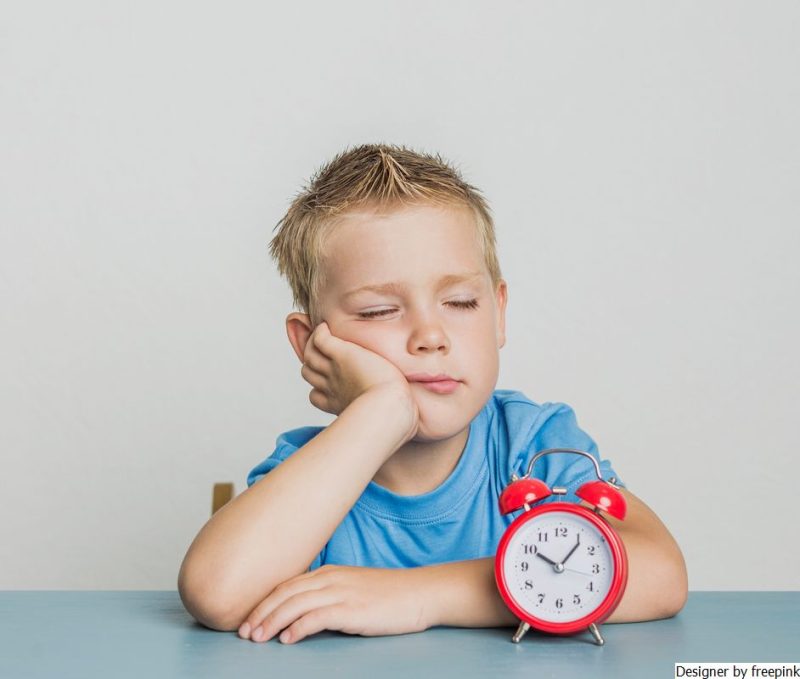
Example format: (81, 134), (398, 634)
(1, 1), (798, 590)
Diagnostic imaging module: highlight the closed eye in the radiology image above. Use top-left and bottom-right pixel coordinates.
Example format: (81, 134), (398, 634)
(357, 298), (480, 319)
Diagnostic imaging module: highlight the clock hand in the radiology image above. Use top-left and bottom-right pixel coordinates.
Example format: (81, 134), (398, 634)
(563, 566), (592, 577)
(561, 534), (581, 566)
(535, 551), (557, 566)
(535, 551), (565, 573)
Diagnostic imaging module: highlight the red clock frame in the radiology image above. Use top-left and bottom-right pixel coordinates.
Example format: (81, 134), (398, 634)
(494, 502), (628, 635)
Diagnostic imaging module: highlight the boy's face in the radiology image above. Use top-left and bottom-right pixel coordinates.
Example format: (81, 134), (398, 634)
(302, 202), (507, 442)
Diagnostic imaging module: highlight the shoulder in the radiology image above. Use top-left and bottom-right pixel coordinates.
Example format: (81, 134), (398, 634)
(275, 425), (326, 452)
(246, 425), (325, 487)
(485, 389), (601, 487)
(486, 389), (586, 453)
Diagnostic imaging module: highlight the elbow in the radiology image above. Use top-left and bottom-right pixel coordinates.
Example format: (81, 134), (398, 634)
(654, 545), (689, 619)
(654, 582), (688, 621)
(667, 556), (689, 618)
(177, 559), (249, 632)
(616, 537), (688, 623)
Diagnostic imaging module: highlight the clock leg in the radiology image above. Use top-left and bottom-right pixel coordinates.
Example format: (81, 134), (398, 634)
(511, 621), (530, 643)
(588, 623), (604, 646)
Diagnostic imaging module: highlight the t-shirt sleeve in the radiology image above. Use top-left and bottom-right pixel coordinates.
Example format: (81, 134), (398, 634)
(246, 426), (327, 571)
(510, 402), (624, 505)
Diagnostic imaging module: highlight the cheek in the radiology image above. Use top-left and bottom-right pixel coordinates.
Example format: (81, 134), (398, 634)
(462, 319), (498, 350)
(468, 328), (502, 372)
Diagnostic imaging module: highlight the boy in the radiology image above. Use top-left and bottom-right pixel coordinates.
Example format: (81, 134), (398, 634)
(178, 144), (688, 644)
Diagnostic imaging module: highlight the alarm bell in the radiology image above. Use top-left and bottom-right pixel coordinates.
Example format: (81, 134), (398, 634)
(575, 480), (626, 520)
(498, 478), (551, 514)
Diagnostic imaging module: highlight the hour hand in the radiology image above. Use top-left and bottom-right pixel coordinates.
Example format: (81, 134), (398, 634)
(536, 550), (565, 573)
(535, 551), (558, 566)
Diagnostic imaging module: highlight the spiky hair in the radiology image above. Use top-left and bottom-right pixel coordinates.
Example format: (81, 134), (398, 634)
(269, 143), (501, 323)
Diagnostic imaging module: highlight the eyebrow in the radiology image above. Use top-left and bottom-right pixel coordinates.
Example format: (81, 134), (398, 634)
(342, 272), (485, 300)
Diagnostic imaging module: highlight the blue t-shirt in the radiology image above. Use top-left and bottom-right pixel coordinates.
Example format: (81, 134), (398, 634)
(247, 389), (623, 571)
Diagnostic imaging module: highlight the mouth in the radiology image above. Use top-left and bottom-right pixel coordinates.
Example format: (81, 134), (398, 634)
(405, 373), (462, 395)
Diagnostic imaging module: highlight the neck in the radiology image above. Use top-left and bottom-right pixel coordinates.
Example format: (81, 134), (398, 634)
(371, 426), (470, 496)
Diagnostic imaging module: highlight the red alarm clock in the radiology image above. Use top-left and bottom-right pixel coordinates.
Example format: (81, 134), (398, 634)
(494, 448), (628, 646)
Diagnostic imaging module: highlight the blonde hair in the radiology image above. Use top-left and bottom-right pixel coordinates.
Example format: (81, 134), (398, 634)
(268, 143), (502, 325)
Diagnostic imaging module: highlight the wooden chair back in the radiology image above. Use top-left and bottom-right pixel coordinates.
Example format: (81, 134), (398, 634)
(212, 482), (234, 515)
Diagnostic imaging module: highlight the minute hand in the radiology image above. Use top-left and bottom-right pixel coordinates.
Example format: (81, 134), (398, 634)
(561, 535), (581, 566)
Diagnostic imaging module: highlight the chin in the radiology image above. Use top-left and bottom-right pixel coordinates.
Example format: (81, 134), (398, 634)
(411, 429), (454, 443)
(411, 415), (470, 442)
(415, 385), (492, 435)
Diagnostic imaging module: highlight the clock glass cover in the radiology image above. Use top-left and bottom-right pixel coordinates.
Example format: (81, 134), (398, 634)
(501, 510), (615, 623)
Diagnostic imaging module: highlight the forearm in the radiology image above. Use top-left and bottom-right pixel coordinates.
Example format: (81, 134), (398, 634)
(419, 543), (686, 633)
(420, 491), (688, 629)
(178, 386), (412, 630)
(421, 557), (519, 629)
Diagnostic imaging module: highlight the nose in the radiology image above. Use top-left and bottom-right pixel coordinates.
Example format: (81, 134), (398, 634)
(407, 313), (450, 354)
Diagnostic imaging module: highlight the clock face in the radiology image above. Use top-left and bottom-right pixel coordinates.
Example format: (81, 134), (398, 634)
(501, 509), (616, 624)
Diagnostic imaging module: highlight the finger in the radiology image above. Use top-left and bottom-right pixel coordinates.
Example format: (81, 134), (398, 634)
(279, 604), (349, 644)
(309, 322), (338, 359)
(302, 327), (333, 369)
(251, 588), (340, 643)
(300, 362), (327, 391)
(302, 352), (330, 377)
(309, 387), (335, 414)
(240, 569), (331, 639)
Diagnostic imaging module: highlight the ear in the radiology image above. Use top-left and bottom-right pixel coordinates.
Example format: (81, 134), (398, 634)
(286, 312), (313, 363)
(495, 279), (508, 349)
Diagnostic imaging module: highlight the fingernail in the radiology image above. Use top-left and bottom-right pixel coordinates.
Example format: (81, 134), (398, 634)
(238, 622), (251, 638)
(251, 626), (263, 642)
(279, 630), (291, 643)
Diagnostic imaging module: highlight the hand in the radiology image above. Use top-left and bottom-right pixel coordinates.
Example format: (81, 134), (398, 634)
(237, 565), (430, 644)
(563, 567), (592, 577)
(561, 534), (580, 566)
(301, 322), (418, 431)
(535, 551), (558, 567)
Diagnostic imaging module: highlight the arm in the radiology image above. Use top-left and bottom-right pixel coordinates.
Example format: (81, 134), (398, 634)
(428, 487), (688, 627)
(178, 321), (418, 632)
(600, 487), (688, 622)
(236, 488), (686, 644)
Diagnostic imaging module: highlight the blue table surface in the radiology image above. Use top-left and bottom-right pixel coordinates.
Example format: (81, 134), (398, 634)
(0, 592), (797, 678)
